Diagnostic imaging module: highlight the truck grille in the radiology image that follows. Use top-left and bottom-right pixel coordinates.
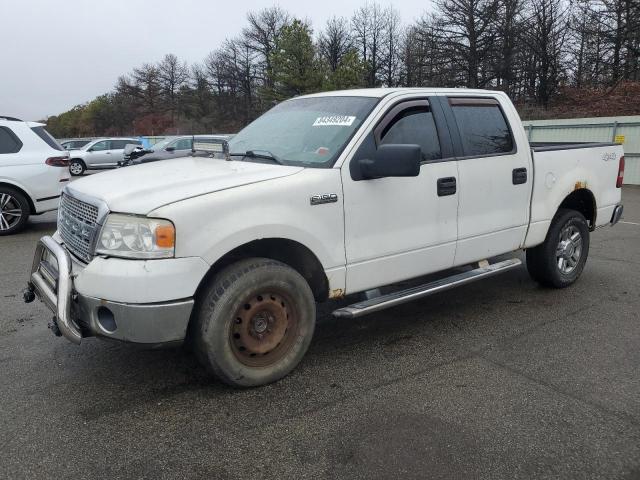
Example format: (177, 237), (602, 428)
(58, 193), (100, 262)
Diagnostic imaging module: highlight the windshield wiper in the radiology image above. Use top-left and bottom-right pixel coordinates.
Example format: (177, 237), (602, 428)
(229, 150), (284, 165)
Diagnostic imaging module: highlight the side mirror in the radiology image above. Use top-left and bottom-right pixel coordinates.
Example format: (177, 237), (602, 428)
(165, 146), (175, 152)
(358, 144), (421, 179)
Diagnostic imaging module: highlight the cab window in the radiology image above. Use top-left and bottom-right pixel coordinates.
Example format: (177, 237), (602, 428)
(449, 98), (514, 156)
(379, 106), (441, 161)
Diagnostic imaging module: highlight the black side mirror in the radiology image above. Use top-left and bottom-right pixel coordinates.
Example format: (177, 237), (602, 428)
(165, 146), (175, 152)
(358, 144), (422, 179)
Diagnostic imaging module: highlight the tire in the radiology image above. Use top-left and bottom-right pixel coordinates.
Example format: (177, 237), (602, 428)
(69, 159), (86, 176)
(0, 186), (30, 235)
(526, 208), (590, 288)
(193, 258), (316, 387)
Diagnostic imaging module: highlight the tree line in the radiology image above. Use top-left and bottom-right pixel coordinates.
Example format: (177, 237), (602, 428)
(46, 0), (640, 138)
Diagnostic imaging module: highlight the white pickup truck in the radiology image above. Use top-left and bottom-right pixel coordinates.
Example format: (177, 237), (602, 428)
(24, 88), (625, 387)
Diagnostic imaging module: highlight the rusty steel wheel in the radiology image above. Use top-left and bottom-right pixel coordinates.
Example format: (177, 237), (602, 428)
(193, 258), (316, 387)
(230, 291), (300, 367)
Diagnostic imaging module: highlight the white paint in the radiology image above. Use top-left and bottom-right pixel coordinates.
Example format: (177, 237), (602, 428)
(0, 118), (69, 214)
(62, 88), (625, 302)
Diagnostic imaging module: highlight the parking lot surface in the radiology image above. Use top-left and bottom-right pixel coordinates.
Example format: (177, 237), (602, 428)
(1, 187), (639, 480)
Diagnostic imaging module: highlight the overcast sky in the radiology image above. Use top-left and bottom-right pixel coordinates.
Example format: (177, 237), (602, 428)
(0, 0), (430, 120)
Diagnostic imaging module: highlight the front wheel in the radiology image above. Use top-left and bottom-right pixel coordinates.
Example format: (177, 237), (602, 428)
(192, 258), (316, 387)
(526, 208), (590, 288)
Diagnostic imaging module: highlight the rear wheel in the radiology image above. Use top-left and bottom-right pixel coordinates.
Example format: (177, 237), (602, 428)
(69, 159), (85, 176)
(193, 258), (316, 387)
(0, 187), (29, 235)
(526, 208), (590, 288)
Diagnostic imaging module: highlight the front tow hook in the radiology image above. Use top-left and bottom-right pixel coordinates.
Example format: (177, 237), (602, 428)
(48, 317), (62, 337)
(23, 284), (35, 303)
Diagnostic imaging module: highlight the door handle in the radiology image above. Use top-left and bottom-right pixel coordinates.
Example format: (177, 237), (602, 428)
(512, 167), (527, 185)
(105, 151), (111, 154)
(437, 177), (457, 196)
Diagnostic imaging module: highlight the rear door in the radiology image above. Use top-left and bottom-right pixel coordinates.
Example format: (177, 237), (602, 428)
(341, 97), (459, 293)
(439, 95), (532, 265)
(108, 140), (132, 164)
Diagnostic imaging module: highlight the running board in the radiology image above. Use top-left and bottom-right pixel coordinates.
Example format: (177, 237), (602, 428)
(332, 258), (522, 319)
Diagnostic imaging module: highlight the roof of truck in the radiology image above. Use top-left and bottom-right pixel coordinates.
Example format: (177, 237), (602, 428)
(298, 87), (506, 99)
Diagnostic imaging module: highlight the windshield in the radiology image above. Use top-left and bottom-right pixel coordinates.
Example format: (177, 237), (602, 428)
(228, 96), (378, 167)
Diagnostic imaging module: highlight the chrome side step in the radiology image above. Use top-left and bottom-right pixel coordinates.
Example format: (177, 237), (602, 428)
(332, 258), (522, 319)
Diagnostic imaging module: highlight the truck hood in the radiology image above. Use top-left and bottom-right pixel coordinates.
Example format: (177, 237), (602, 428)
(66, 157), (303, 214)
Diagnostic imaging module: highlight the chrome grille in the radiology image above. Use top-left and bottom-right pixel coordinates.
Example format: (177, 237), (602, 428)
(58, 193), (99, 262)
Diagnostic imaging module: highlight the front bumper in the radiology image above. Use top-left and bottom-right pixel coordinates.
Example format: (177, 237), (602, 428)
(26, 235), (194, 345)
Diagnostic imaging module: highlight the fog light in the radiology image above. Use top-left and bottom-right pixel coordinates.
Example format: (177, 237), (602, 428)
(97, 307), (117, 333)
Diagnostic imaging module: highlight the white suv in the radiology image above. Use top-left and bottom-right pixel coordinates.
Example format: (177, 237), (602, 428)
(0, 116), (70, 235)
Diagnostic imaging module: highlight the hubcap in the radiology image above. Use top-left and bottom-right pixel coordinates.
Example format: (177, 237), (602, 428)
(230, 292), (299, 367)
(556, 224), (582, 274)
(0, 193), (22, 231)
(70, 162), (83, 174)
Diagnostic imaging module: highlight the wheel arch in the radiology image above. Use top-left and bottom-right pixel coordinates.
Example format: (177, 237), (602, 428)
(195, 238), (330, 303)
(0, 181), (36, 214)
(557, 188), (596, 230)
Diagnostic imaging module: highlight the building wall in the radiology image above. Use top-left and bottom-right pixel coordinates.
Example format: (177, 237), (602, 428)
(522, 115), (640, 185)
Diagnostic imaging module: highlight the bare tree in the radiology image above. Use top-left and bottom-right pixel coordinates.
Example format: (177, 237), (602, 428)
(434, 0), (501, 88)
(352, 2), (387, 86)
(523, 0), (569, 106)
(318, 16), (352, 72)
(242, 6), (291, 91)
(381, 6), (402, 87)
(157, 54), (189, 123)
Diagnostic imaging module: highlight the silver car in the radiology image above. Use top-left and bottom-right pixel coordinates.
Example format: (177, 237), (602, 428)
(128, 135), (233, 165)
(68, 138), (142, 175)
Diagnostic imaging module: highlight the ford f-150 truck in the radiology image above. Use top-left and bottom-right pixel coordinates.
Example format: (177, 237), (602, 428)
(24, 88), (625, 387)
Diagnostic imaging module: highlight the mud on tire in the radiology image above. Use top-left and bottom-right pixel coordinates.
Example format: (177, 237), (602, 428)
(192, 257), (316, 387)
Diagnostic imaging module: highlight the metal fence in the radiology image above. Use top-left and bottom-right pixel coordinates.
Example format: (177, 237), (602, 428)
(522, 115), (640, 185)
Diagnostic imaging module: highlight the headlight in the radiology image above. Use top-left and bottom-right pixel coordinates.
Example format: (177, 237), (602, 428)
(95, 214), (175, 259)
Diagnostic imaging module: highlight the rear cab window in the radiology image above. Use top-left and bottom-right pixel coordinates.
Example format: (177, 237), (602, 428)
(31, 126), (64, 151)
(449, 98), (514, 157)
(0, 127), (23, 154)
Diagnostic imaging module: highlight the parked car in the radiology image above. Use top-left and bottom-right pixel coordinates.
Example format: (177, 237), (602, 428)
(25, 88), (625, 387)
(0, 116), (69, 235)
(120, 134), (233, 166)
(60, 139), (91, 150)
(68, 137), (142, 175)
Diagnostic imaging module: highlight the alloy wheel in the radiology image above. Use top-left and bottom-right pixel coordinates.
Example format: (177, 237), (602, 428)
(0, 193), (23, 232)
(556, 224), (582, 274)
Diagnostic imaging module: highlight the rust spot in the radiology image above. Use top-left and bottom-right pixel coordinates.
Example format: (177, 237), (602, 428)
(574, 181), (587, 190)
(329, 288), (345, 299)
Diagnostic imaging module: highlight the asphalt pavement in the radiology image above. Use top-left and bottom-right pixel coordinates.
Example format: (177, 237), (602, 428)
(1, 186), (639, 480)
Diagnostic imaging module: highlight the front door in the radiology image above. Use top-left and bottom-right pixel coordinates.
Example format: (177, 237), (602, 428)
(85, 140), (112, 167)
(341, 98), (459, 294)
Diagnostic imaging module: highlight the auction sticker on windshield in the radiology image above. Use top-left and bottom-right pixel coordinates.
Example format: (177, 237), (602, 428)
(313, 115), (356, 127)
